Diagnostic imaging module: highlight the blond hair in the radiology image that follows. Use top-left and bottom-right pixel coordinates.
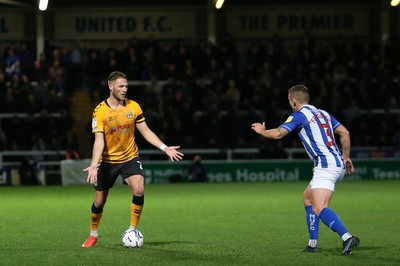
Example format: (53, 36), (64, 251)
(288, 85), (310, 104)
(108, 71), (127, 84)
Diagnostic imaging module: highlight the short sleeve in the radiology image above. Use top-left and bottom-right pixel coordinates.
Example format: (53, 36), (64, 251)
(279, 112), (305, 133)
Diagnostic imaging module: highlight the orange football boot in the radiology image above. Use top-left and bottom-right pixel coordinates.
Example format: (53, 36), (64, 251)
(81, 235), (97, 248)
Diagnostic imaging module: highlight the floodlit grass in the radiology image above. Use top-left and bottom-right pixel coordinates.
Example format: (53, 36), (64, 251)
(0, 180), (399, 265)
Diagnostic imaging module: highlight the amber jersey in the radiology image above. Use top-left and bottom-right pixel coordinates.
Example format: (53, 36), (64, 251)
(91, 99), (145, 163)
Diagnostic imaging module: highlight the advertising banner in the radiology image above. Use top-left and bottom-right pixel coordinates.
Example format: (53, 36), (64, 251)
(61, 159), (400, 185)
(142, 159), (400, 183)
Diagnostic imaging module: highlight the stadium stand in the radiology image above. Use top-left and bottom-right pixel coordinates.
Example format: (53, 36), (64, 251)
(0, 35), (399, 161)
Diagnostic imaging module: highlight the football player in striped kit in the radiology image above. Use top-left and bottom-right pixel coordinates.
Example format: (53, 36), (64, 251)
(251, 84), (359, 255)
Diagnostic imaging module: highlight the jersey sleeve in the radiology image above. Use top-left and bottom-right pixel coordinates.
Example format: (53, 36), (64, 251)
(92, 104), (105, 133)
(133, 101), (145, 124)
(279, 112), (304, 133)
(328, 112), (341, 130)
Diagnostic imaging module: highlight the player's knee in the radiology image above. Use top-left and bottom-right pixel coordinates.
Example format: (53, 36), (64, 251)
(92, 202), (105, 213)
(303, 193), (312, 205)
(303, 198), (312, 206)
(133, 188), (144, 197)
(130, 184), (144, 197)
(312, 205), (323, 216)
(93, 197), (107, 208)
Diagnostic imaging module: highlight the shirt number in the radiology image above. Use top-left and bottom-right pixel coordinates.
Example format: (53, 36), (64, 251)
(137, 160), (143, 170)
(320, 123), (335, 146)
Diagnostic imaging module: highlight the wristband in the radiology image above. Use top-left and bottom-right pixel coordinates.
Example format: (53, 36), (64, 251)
(159, 144), (167, 151)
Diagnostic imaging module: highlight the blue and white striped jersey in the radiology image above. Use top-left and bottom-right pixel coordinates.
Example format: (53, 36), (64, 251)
(279, 105), (345, 169)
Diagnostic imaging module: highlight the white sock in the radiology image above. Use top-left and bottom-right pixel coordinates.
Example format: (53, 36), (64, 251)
(90, 230), (98, 238)
(342, 232), (352, 242)
(129, 225), (136, 230)
(308, 239), (318, 248)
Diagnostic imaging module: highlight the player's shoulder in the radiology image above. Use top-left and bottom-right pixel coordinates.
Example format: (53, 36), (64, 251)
(93, 100), (108, 115)
(124, 98), (140, 107)
(291, 109), (307, 119)
(94, 100), (108, 108)
(284, 109), (308, 124)
(124, 99), (143, 112)
(307, 105), (330, 115)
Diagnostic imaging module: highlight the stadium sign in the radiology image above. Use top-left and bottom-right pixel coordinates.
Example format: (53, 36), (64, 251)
(54, 9), (196, 40)
(0, 12), (24, 40)
(225, 6), (369, 38)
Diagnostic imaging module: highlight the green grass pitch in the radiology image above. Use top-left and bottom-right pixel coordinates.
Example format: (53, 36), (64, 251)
(0, 180), (399, 266)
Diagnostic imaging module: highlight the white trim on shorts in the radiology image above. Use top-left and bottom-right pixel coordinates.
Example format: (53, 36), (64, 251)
(310, 167), (345, 192)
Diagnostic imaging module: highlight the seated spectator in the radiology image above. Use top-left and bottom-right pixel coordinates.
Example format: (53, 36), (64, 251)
(19, 156), (39, 185)
(65, 146), (81, 160)
(187, 155), (208, 182)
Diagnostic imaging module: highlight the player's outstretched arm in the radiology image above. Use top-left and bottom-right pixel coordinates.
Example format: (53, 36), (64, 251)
(251, 122), (289, 140)
(136, 121), (184, 161)
(82, 132), (104, 184)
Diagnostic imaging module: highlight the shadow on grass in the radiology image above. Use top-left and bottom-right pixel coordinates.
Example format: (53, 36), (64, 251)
(91, 240), (239, 265)
(144, 240), (194, 247)
(316, 245), (381, 254)
(94, 240), (196, 251)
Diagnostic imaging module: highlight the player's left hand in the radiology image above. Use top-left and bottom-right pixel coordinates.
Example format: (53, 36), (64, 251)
(164, 146), (184, 161)
(344, 158), (354, 175)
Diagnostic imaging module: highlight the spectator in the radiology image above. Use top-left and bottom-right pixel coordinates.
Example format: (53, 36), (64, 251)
(86, 46), (103, 102)
(30, 59), (48, 83)
(47, 59), (66, 96)
(0, 126), (7, 151)
(19, 156), (39, 185)
(65, 146), (81, 160)
(187, 155), (208, 182)
(18, 42), (35, 76)
(69, 43), (84, 92)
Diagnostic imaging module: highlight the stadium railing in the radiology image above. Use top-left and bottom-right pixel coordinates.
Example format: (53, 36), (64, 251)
(0, 148), (259, 185)
(285, 146), (400, 159)
(2, 146), (400, 185)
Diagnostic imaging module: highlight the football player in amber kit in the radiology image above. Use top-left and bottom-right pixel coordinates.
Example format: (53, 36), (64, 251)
(82, 71), (184, 248)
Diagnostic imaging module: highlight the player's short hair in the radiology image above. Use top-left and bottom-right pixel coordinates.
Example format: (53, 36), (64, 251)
(288, 84), (310, 103)
(108, 71), (127, 84)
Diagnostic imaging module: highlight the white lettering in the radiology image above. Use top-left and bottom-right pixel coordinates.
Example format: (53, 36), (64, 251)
(208, 172), (232, 183)
(372, 168), (400, 179)
(236, 168), (299, 182)
(309, 213), (316, 230)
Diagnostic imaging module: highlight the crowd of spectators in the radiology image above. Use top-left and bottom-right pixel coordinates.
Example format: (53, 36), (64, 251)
(0, 33), (400, 159)
(0, 41), (76, 153)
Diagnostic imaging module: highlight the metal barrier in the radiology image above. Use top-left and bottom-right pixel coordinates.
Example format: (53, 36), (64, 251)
(1, 150), (67, 185)
(3, 147), (399, 185)
(0, 148), (259, 185)
(284, 146), (400, 159)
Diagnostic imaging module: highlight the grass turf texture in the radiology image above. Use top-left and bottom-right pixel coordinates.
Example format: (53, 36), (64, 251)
(0, 180), (399, 266)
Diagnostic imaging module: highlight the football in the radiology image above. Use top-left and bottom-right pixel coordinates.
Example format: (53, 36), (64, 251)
(121, 229), (144, 248)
